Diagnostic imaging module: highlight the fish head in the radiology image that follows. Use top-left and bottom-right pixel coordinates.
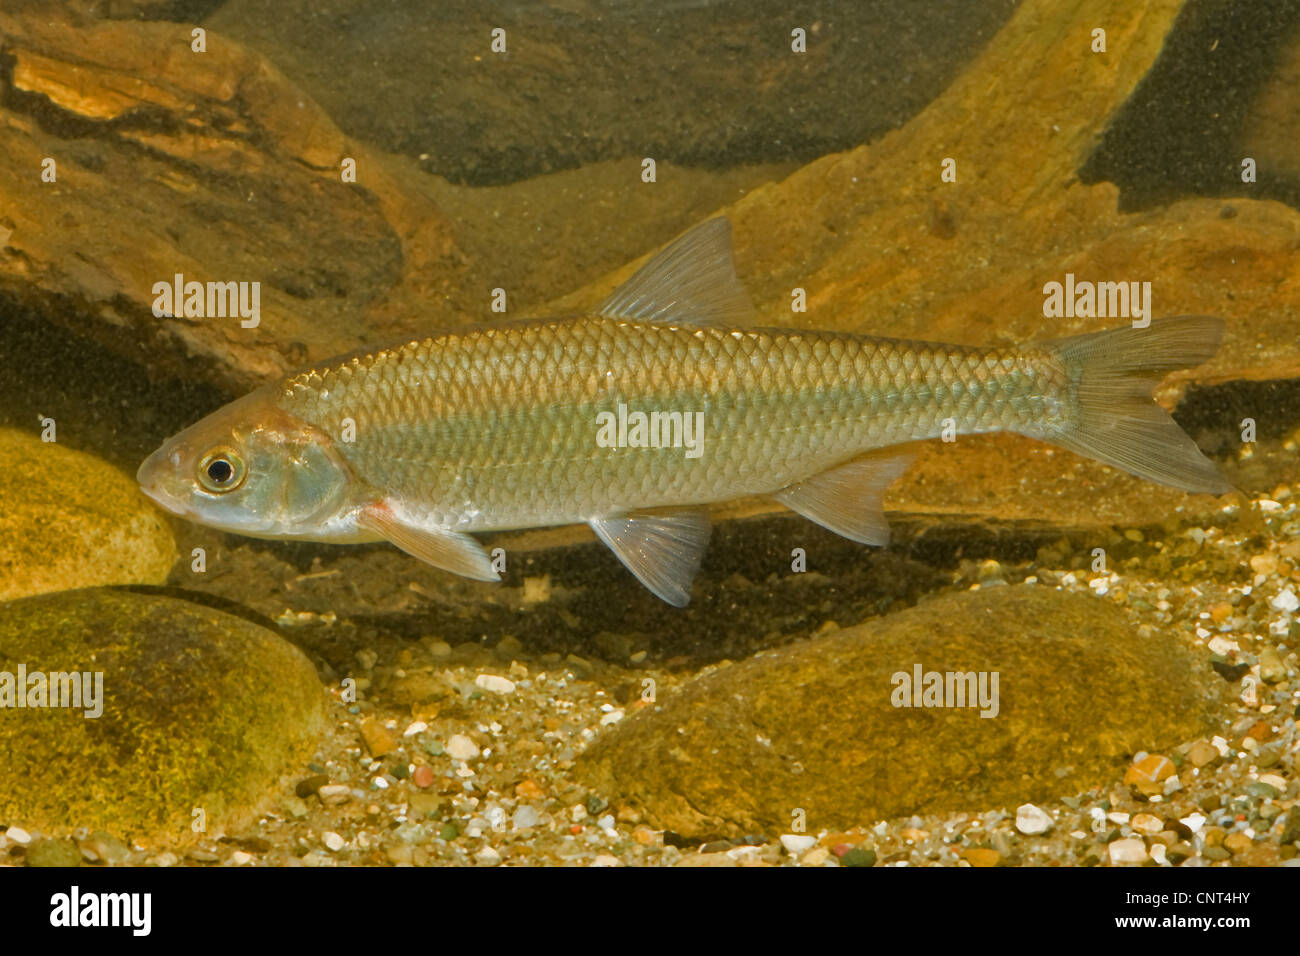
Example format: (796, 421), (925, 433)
(137, 386), (355, 537)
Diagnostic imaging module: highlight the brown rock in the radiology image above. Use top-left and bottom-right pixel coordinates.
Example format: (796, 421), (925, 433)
(963, 848), (1001, 868)
(1187, 740), (1221, 768)
(574, 585), (1223, 838)
(1124, 754), (1175, 786)
(359, 719), (397, 757)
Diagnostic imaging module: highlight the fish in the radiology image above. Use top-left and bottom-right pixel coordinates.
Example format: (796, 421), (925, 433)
(138, 218), (1230, 606)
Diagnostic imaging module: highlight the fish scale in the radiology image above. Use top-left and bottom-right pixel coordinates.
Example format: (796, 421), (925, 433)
(275, 317), (1062, 532)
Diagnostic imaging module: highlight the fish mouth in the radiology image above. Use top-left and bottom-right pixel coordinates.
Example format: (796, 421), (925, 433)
(136, 448), (194, 519)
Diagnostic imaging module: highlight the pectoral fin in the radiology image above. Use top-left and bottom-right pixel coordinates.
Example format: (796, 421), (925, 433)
(359, 503), (500, 582)
(588, 507), (711, 607)
(773, 451), (914, 546)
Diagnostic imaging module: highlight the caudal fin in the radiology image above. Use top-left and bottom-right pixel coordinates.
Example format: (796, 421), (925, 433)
(1041, 316), (1231, 495)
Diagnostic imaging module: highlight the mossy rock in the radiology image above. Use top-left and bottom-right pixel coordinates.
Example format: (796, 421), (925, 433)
(0, 589), (325, 840)
(0, 428), (175, 601)
(576, 585), (1226, 838)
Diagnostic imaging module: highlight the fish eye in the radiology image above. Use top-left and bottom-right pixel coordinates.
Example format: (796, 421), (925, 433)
(197, 448), (246, 493)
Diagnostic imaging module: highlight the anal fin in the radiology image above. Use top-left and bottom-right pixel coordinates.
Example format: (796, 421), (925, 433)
(588, 507), (711, 607)
(773, 451), (914, 546)
(359, 502), (500, 582)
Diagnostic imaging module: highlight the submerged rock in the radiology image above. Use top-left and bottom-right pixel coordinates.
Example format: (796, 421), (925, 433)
(575, 585), (1223, 838)
(0, 589), (324, 839)
(0, 428), (174, 601)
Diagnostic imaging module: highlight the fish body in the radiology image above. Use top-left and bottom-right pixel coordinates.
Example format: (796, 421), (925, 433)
(139, 219), (1229, 604)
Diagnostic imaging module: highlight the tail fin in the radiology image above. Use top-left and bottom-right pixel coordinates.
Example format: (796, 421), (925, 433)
(1041, 316), (1231, 495)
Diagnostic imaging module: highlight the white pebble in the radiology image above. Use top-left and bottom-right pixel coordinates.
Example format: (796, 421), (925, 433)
(590, 854), (621, 867)
(780, 834), (818, 854)
(4, 826), (31, 845)
(475, 674), (516, 694)
(231, 850), (253, 865)
(1108, 838), (1148, 864)
(323, 831), (345, 852)
(1270, 589), (1299, 612)
(403, 721), (428, 737)
(475, 846), (502, 866)
(600, 710), (625, 725)
(1015, 803), (1053, 835)
(446, 734), (480, 760)
(1179, 812), (1206, 834)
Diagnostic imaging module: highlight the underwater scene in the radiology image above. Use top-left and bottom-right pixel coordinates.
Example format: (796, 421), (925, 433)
(1, 0), (1298, 885)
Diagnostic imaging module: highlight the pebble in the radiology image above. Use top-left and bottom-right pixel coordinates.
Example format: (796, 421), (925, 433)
(1259, 773), (1287, 791)
(1015, 803), (1053, 835)
(27, 838), (81, 867)
(1130, 813), (1164, 835)
(1223, 832), (1253, 854)
(591, 854), (621, 867)
(1124, 754), (1174, 785)
(632, 826), (659, 846)
(839, 848), (876, 867)
(963, 848), (1000, 867)
(359, 719), (398, 757)
(780, 834), (817, 854)
(446, 734), (480, 760)
(323, 831), (345, 852)
(412, 765), (435, 788)
(318, 784), (352, 806)
(295, 774), (329, 798)
(1187, 741), (1220, 768)
(515, 778), (545, 800)
(5, 826), (31, 845)
(230, 850), (254, 865)
(474, 674), (516, 695)
(1258, 647), (1286, 684)
(512, 806), (540, 829)
(475, 846), (502, 866)
(81, 832), (129, 864)
(1271, 589), (1299, 612)
(802, 847), (831, 865)
(1107, 838), (1148, 864)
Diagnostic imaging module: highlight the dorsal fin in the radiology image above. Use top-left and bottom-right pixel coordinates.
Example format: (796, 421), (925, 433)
(596, 217), (754, 327)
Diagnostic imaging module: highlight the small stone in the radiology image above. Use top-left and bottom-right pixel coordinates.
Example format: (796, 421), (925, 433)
(1208, 603), (1232, 623)
(295, 773), (329, 798)
(1107, 838), (1148, 864)
(475, 846), (502, 866)
(1130, 813), (1163, 835)
(801, 846), (831, 865)
(1187, 741), (1220, 768)
(515, 778), (545, 800)
(963, 847), (1000, 867)
(412, 765), (435, 789)
(446, 734), (480, 760)
(632, 826), (659, 846)
(591, 854), (620, 867)
(1223, 832), (1253, 854)
(1015, 803), (1053, 835)
(318, 784), (352, 806)
(1202, 846), (1230, 861)
(230, 850), (253, 865)
(839, 848), (876, 867)
(1258, 647), (1286, 684)
(423, 638), (452, 658)
(474, 673), (516, 695)
(359, 719), (397, 757)
(512, 806), (540, 829)
(386, 844), (414, 865)
(1167, 842), (1194, 863)
(780, 834), (817, 854)
(1250, 554), (1278, 575)
(323, 831), (345, 852)
(280, 795), (309, 819)
(1270, 589), (1299, 612)
(1246, 720), (1273, 743)
(1124, 754), (1174, 785)
(1258, 772), (1287, 791)
(81, 831), (129, 863)
(5, 826), (31, 845)
(27, 838), (81, 868)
